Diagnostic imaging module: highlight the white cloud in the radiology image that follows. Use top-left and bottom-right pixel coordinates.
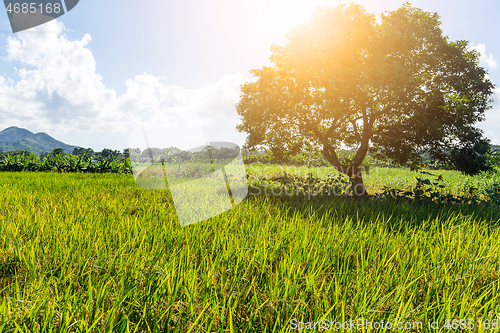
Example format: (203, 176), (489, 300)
(0, 20), (120, 133)
(471, 43), (497, 70)
(0, 20), (247, 149)
(118, 73), (244, 126)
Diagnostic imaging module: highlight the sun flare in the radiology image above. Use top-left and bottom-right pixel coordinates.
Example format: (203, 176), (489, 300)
(241, 0), (314, 42)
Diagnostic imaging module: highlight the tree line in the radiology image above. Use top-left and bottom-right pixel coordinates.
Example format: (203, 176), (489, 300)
(0, 145), (242, 173)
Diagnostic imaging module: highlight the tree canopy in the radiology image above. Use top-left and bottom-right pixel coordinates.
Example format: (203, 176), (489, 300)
(236, 3), (495, 195)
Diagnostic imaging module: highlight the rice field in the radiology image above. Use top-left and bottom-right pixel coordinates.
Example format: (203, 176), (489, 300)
(0, 167), (500, 332)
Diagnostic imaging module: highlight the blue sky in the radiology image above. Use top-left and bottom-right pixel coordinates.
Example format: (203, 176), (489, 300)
(0, 0), (499, 151)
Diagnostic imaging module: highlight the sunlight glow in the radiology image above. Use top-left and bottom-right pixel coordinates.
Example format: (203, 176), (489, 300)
(242, 0), (311, 43)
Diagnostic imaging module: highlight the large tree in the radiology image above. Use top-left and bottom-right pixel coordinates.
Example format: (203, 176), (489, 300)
(236, 3), (495, 196)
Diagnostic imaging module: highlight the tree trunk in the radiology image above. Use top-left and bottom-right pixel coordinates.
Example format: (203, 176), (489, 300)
(321, 145), (367, 197)
(347, 165), (367, 198)
(351, 171), (367, 198)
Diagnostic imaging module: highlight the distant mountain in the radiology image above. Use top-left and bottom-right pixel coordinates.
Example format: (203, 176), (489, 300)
(0, 126), (80, 154)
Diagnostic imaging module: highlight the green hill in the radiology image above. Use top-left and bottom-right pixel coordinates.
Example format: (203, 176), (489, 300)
(0, 126), (80, 155)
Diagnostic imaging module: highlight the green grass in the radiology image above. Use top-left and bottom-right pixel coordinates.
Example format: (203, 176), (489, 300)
(247, 165), (500, 196)
(0, 169), (500, 332)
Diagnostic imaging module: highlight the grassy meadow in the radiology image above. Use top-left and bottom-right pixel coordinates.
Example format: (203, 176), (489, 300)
(1, 166), (500, 332)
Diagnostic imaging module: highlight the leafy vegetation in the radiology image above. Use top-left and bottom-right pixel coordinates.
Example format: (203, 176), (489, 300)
(247, 164), (500, 206)
(0, 151), (131, 174)
(129, 145), (240, 164)
(250, 164), (500, 194)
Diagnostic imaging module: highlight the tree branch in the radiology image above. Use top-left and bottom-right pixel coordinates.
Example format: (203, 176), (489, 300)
(322, 144), (343, 169)
(307, 119), (344, 169)
(351, 105), (372, 167)
(324, 119), (340, 140)
(350, 119), (362, 142)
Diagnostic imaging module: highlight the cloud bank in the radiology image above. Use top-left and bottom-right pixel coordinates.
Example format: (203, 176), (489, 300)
(0, 20), (247, 149)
